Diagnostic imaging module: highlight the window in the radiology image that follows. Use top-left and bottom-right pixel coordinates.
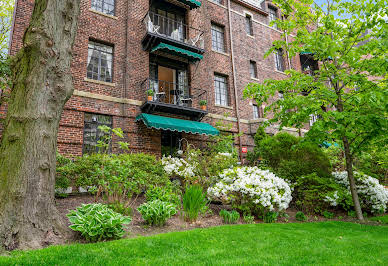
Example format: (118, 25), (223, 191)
(275, 49), (285, 72)
(268, 6), (278, 29)
(214, 74), (229, 106)
(91, 0), (115, 16)
(161, 131), (181, 157)
(253, 104), (260, 119)
(249, 60), (257, 79)
(211, 23), (225, 53)
(245, 14), (253, 35)
(211, 0), (224, 4)
(87, 41), (113, 83)
(83, 113), (113, 154)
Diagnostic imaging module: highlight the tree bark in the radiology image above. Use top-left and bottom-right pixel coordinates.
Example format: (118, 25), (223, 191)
(0, 0), (80, 250)
(343, 137), (364, 221)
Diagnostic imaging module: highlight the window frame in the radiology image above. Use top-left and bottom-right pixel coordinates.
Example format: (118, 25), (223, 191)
(83, 113), (113, 155)
(214, 74), (229, 106)
(252, 104), (260, 119)
(211, 23), (226, 53)
(91, 0), (116, 16)
(87, 40), (114, 83)
(268, 5), (279, 29)
(249, 60), (258, 79)
(274, 49), (285, 72)
(245, 14), (253, 36)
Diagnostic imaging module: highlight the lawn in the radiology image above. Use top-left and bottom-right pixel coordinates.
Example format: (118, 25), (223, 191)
(1, 222), (387, 265)
(370, 215), (388, 224)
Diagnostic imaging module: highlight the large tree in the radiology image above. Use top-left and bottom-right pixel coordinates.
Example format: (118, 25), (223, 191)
(244, 0), (388, 220)
(0, 0), (80, 250)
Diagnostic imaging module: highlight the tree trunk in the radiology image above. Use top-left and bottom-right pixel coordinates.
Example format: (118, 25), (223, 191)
(343, 137), (364, 221)
(0, 0), (80, 250)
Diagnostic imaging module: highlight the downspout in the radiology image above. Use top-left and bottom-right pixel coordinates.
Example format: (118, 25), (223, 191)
(227, 0), (243, 161)
(122, 0), (130, 118)
(8, 0), (19, 55)
(285, 31), (292, 69)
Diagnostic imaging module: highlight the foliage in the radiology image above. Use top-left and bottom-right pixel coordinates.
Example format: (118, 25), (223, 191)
(67, 203), (131, 242)
(244, 0), (388, 220)
(208, 167), (292, 217)
(354, 145), (388, 184)
(0, 0), (14, 57)
(323, 211), (335, 219)
(293, 173), (352, 214)
(295, 211), (307, 222)
(258, 132), (331, 182)
(263, 211), (279, 223)
(96, 126), (130, 153)
(322, 145), (345, 171)
(137, 200), (177, 226)
(199, 100), (207, 106)
(219, 209), (240, 224)
(247, 126), (268, 165)
(182, 185), (208, 222)
(332, 172), (388, 214)
(243, 215), (254, 224)
(369, 215), (388, 225)
(145, 185), (181, 208)
(107, 202), (132, 216)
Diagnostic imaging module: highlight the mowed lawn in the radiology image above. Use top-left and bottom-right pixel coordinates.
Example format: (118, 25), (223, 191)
(1, 222), (387, 265)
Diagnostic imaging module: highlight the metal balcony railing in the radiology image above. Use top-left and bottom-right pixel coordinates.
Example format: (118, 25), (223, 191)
(143, 12), (205, 50)
(141, 78), (207, 110)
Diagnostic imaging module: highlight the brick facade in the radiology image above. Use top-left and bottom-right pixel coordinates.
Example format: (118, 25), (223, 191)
(4, 0), (307, 159)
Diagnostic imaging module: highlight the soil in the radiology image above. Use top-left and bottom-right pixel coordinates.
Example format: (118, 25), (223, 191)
(55, 194), (384, 244)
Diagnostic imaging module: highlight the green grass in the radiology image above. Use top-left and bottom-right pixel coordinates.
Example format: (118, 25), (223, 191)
(1, 222), (387, 265)
(370, 215), (388, 224)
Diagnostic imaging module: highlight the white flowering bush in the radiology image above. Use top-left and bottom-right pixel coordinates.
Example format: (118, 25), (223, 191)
(161, 155), (196, 179)
(207, 167), (292, 215)
(332, 171), (388, 214)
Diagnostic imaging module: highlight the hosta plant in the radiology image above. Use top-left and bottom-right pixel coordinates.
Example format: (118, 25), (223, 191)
(67, 203), (131, 242)
(208, 167), (292, 216)
(137, 200), (177, 226)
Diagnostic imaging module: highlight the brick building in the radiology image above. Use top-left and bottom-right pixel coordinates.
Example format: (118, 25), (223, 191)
(4, 0), (315, 159)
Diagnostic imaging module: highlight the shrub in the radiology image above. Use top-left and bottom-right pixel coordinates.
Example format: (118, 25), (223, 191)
(247, 126), (268, 165)
(208, 167), (292, 216)
(355, 147), (388, 184)
(323, 211), (334, 219)
(258, 133), (331, 182)
(263, 211), (279, 223)
(145, 185), (181, 208)
(107, 202), (132, 216)
(219, 210), (240, 224)
(243, 215), (255, 224)
(295, 211), (307, 222)
(332, 171), (388, 214)
(137, 200), (177, 226)
(182, 185), (208, 222)
(293, 173), (352, 214)
(67, 203), (131, 242)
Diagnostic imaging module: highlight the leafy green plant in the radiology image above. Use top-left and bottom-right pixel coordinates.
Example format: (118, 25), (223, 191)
(108, 201), (133, 216)
(263, 211), (279, 223)
(182, 185), (208, 222)
(147, 89), (154, 96)
(295, 211), (307, 222)
(199, 100), (207, 106)
(243, 215), (255, 224)
(137, 200), (177, 226)
(145, 185), (181, 208)
(323, 211), (335, 219)
(67, 203), (131, 242)
(219, 210), (240, 224)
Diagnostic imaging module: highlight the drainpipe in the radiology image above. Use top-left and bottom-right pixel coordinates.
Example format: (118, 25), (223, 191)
(227, 0), (243, 162)
(122, 0), (130, 118)
(285, 32), (292, 69)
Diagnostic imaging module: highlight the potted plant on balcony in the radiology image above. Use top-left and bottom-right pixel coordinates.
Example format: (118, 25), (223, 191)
(199, 100), (207, 111)
(147, 89), (154, 101)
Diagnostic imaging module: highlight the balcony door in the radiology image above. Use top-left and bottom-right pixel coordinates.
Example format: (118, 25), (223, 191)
(150, 5), (185, 42)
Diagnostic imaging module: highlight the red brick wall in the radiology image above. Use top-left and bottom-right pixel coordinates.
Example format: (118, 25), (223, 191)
(4, 0), (303, 159)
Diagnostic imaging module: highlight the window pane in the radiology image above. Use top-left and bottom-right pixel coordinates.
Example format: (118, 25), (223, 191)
(214, 75), (228, 106)
(91, 0), (115, 16)
(211, 24), (225, 53)
(275, 49), (285, 72)
(245, 15), (253, 35)
(269, 7), (278, 29)
(87, 41), (114, 82)
(250, 60), (257, 78)
(253, 105), (259, 119)
(83, 113), (113, 154)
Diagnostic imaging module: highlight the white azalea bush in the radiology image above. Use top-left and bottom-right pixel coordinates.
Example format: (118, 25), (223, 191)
(331, 171), (388, 214)
(207, 167), (292, 216)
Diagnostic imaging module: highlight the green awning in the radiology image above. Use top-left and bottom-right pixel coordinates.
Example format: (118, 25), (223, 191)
(136, 113), (219, 136)
(151, 42), (203, 61)
(300, 51), (313, 55)
(176, 0), (201, 9)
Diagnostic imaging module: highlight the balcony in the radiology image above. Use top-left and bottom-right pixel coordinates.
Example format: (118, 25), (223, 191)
(140, 78), (208, 121)
(142, 12), (205, 60)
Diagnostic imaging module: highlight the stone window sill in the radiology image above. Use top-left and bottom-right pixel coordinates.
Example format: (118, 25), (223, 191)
(84, 77), (116, 87)
(89, 9), (119, 20)
(215, 104), (233, 110)
(212, 49), (230, 57)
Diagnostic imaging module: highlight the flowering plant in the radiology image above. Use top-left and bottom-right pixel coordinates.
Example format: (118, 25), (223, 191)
(207, 167), (292, 216)
(331, 171), (388, 214)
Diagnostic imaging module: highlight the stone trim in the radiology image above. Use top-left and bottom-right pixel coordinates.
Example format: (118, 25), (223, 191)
(73, 90), (142, 106)
(84, 77), (116, 87)
(215, 104), (233, 110)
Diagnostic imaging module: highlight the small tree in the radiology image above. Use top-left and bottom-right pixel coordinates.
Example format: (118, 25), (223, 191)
(244, 0), (387, 220)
